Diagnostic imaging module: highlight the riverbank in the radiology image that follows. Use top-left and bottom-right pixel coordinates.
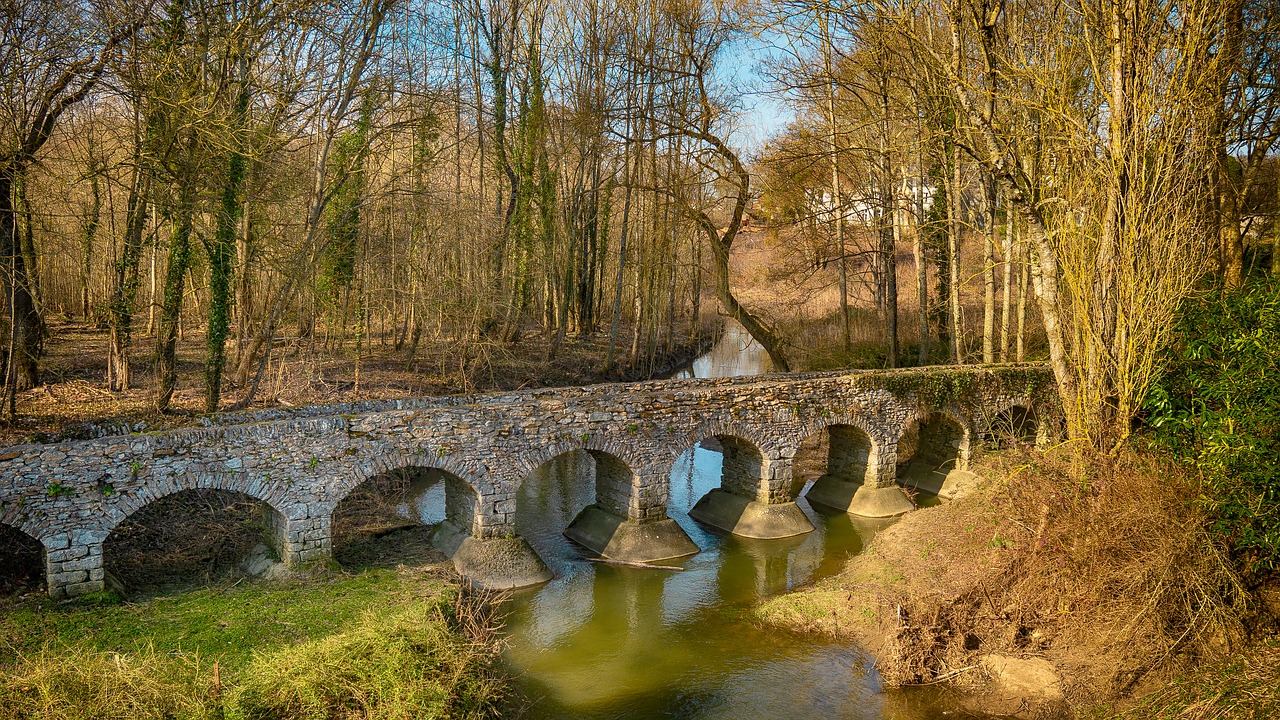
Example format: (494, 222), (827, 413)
(757, 446), (1279, 718)
(0, 565), (507, 719)
(2, 318), (716, 446)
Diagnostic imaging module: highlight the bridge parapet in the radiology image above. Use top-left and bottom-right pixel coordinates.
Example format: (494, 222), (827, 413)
(0, 364), (1058, 598)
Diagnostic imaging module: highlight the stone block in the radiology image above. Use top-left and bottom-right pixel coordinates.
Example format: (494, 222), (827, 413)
(48, 569), (89, 585)
(54, 556), (100, 573)
(63, 580), (106, 597)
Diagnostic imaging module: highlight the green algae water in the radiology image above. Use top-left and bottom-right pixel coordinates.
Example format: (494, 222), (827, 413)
(499, 323), (964, 719)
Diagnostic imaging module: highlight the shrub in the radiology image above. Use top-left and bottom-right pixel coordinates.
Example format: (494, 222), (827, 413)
(1145, 279), (1280, 580)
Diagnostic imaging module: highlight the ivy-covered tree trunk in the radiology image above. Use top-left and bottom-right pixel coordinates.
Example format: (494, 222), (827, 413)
(155, 183), (195, 412)
(107, 160), (150, 392)
(203, 80), (249, 413)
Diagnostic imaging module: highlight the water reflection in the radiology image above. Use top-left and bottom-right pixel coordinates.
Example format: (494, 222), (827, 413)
(400, 473), (446, 524)
(673, 319), (772, 378)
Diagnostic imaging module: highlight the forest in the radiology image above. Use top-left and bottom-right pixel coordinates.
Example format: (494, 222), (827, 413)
(3, 0), (1277, 448)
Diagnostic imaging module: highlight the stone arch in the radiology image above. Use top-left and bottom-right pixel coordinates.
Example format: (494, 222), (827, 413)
(326, 447), (414, 509)
(330, 446), (484, 516)
(0, 495), (47, 545)
(678, 430), (815, 540)
(103, 484), (291, 595)
(0, 521), (45, 596)
(518, 445), (699, 563)
(331, 463), (477, 569)
(513, 438), (649, 489)
(795, 422), (879, 485)
(713, 435), (768, 501)
(672, 419), (781, 467)
(517, 446), (640, 521)
(979, 401), (1041, 449)
(899, 408), (972, 475)
(103, 472), (293, 534)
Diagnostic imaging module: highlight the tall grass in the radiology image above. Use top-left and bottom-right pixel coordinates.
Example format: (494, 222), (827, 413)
(230, 594), (505, 720)
(0, 579), (507, 720)
(1107, 639), (1279, 720)
(0, 645), (218, 719)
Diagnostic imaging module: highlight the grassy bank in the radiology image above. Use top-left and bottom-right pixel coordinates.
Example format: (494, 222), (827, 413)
(758, 447), (1276, 718)
(0, 567), (507, 719)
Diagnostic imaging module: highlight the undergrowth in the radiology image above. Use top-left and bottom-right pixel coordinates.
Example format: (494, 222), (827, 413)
(1145, 278), (1280, 582)
(1102, 638), (1280, 720)
(984, 449), (1250, 699)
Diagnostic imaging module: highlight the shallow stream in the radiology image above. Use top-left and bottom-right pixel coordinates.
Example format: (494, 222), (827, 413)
(488, 321), (967, 719)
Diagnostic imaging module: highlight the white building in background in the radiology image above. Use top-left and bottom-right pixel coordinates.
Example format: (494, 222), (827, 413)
(806, 177), (938, 230)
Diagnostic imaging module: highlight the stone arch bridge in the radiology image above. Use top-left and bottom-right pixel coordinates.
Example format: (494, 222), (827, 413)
(0, 365), (1056, 599)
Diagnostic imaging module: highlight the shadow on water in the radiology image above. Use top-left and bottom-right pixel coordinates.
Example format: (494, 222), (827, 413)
(502, 321), (961, 719)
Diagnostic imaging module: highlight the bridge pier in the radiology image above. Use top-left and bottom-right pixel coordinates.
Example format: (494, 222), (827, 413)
(433, 523), (553, 591)
(689, 441), (814, 539)
(280, 512), (330, 565)
(427, 482), (553, 591)
(44, 530), (107, 600)
(565, 470), (699, 563)
(806, 430), (915, 518)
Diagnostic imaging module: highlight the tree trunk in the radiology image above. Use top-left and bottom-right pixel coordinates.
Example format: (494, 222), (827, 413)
(0, 170), (43, 397)
(1274, 182), (1280, 276)
(107, 162), (149, 391)
(881, 146), (899, 368)
(1000, 192), (1014, 362)
(982, 173), (997, 363)
(823, 9), (849, 353)
(154, 183), (195, 412)
(1016, 239), (1028, 362)
(1215, 0), (1247, 289)
(16, 178), (40, 310)
(204, 83), (248, 413)
(947, 144), (963, 363)
(147, 228), (157, 335)
(81, 169), (101, 319)
(913, 161), (929, 364)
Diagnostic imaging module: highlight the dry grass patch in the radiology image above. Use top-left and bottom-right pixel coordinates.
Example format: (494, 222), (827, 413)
(0, 645), (218, 720)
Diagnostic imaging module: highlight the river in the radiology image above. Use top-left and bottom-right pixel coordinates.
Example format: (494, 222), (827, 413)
(493, 321), (963, 719)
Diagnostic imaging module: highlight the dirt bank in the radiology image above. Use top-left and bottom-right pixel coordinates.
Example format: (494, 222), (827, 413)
(759, 447), (1271, 718)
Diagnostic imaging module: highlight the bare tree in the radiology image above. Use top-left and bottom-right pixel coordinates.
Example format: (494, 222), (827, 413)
(0, 0), (140, 415)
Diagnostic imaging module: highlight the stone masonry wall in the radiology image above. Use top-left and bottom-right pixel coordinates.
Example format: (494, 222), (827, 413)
(0, 365), (1055, 597)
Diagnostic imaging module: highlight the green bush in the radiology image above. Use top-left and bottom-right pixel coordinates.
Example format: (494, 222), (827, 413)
(1145, 279), (1280, 579)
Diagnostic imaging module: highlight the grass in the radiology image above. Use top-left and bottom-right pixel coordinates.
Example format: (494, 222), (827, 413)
(0, 567), (507, 719)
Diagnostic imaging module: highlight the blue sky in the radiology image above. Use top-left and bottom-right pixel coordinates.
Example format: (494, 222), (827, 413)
(718, 30), (797, 155)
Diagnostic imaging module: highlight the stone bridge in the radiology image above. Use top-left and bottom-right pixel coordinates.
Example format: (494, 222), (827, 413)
(0, 365), (1057, 599)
